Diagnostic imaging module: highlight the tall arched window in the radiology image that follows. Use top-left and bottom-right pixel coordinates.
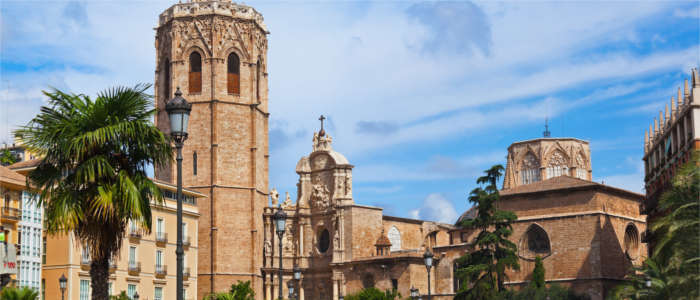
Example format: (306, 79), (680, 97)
(256, 58), (261, 101)
(189, 52), (202, 94)
(163, 58), (170, 100)
(520, 224), (551, 259)
(193, 152), (197, 176)
(521, 152), (540, 185)
(624, 224), (639, 259)
(388, 226), (401, 252)
(227, 53), (240, 94)
(545, 150), (568, 179)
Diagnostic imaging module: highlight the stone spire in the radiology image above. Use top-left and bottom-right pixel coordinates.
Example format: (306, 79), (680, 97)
(644, 129), (649, 152)
(670, 96), (676, 122)
(664, 105), (669, 127)
(654, 116), (659, 136)
(649, 124), (654, 142)
(684, 79), (689, 104)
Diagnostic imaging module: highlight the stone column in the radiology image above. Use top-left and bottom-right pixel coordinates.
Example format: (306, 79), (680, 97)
(265, 273), (271, 300)
(333, 280), (338, 300)
(299, 276), (305, 300)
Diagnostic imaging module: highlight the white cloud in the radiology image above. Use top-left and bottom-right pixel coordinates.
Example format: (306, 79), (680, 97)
(410, 193), (459, 224)
(673, 6), (699, 19)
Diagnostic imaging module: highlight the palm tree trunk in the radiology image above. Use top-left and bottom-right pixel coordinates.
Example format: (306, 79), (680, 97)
(90, 255), (110, 300)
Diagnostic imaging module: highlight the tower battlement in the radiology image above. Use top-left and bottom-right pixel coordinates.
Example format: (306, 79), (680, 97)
(158, 1), (267, 32)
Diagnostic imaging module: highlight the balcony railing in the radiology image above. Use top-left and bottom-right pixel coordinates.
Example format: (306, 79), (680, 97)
(156, 232), (168, 245)
(81, 256), (91, 270)
(1, 207), (21, 221)
(109, 260), (117, 273)
(183, 236), (191, 248)
(184, 267), (190, 280)
(129, 229), (142, 240)
(128, 261), (141, 275)
(155, 264), (167, 278)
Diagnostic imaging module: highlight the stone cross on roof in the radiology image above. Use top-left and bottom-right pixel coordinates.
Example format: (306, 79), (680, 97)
(318, 115), (326, 137)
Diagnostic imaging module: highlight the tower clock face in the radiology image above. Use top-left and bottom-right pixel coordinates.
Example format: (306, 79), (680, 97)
(318, 229), (330, 253)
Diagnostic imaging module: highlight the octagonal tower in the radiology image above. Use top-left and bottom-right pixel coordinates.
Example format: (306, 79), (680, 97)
(153, 1), (270, 298)
(503, 138), (592, 190)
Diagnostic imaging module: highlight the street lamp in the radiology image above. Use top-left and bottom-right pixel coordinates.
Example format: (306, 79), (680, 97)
(423, 249), (434, 300)
(287, 280), (295, 300)
(410, 287), (419, 300)
(133, 291), (140, 300)
(58, 274), (67, 300)
(294, 266), (302, 300)
(273, 207), (287, 300)
(166, 86), (192, 300)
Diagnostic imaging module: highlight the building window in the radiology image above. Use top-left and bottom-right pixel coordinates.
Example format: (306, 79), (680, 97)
(256, 58), (261, 101)
(156, 218), (164, 237)
(453, 262), (464, 293)
(41, 279), (45, 300)
(388, 226), (401, 252)
(520, 224), (551, 259)
(156, 250), (163, 270)
(129, 246), (137, 266)
(624, 224), (640, 260)
(576, 168), (587, 180)
(163, 58), (170, 100)
(128, 284), (136, 299)
(155, 287), (163, 300)
(546, 165), (568, 179)
(80, 280), (90, 300)
(189, 51), (202, 94)
(227, 52), (240, 94)
(193, 152), (197, 176)
(318, 229), (330, 253)
(42, 236), (46, 264)
(391, 278), (398, 290)
(520, 153), (540, 185)
(109, 282), (113, 297)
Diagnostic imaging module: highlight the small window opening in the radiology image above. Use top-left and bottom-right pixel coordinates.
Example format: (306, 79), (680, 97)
(189, 52), (202, 94)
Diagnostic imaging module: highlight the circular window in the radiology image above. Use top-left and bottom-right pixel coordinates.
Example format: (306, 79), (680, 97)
(318, 229), (330, 253)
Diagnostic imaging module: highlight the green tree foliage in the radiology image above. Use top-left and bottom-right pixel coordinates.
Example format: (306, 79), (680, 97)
(611, 151), (699, 300)
(229, 281), (255, 300)
(0, 149), (17, 166)
(499, 284), (589, 300)
(203, 281), (255, 300)
(455, 165), (520, 300)
(344, 288), (400, 300)
(531, 256), (545, 290)
(110, 291), (130, 300)
(14, 85), (172, 300)
(0, 287), (39, 300)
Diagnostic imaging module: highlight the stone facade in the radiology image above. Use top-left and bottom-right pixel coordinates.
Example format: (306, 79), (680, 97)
(153, 1), (270, 298)
(642, 68), (699, 253)
(503, 138), (592, 190)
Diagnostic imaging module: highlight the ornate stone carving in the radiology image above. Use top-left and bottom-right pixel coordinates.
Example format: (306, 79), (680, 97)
(270, 188), (279, 207)
(549, 150), (567, 166)
(310, 183), (330, 209)
(281, 191), (292, 208)
(312, 132), (333, 151)
(576, 153), (585, 168)
(344, 173), (352, 196)
(313, 154), (330, 170)
(522, 153), (539, 170)
(333, 228), (340, 250)
(336, 175), (345, 197)
(263, 240), (272, 257)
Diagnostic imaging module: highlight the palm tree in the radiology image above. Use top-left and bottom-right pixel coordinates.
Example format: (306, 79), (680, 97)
(15, 84), (172, 300)
(611, 151), (699, 299)
(0, 287), (39, 300)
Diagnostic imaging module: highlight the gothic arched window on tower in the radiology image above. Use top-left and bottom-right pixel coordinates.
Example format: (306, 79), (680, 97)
(193, 152), (197, 176)
(227, 53), (240, 94)
(624, 224), (639, 260)
(189, 51), (202, 94)
(521, 224), (551, 257)
(163, 58), (171, 100)
(520, 152), (540, 185)
(256, 58), (261, 101)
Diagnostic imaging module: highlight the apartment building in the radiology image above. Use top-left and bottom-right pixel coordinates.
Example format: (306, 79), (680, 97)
(0, 165), (23, 286)
(37, 178), (202, 300)
(17, 190), (42, 291)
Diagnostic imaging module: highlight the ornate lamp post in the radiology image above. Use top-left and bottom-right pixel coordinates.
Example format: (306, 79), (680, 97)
(273, 207), (287, 300)
(58, 274), (67, 300)
(423, 249), (434, 300)
(294, 266), (302, 300)
(410, 287), (419, 300)
(166, 87), (192, 300)
(287, 280), (295, 300)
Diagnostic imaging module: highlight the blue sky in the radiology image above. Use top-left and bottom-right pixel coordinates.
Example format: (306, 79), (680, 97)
(1, 0), (699, 223)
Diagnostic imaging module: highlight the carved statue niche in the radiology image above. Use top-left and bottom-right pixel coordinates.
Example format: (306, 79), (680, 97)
(263, 240), (272, 257)
(310, 172), (331, 209)
(283, 222), (296, 254)
(281, 191), (292, 208)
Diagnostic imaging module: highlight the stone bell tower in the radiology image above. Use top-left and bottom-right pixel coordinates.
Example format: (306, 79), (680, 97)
(154, 0), (270, 298)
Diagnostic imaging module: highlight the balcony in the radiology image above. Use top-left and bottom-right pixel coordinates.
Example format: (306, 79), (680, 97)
(155, 264), (167, 278)
(183, 236), (191, 249)
(1, 207), (21, 222)
(81, 256), (91, 270)
(129, 229), (142, 241)
(184, 267), (190, 280)
(128, 261), (141, 275)
(109, 260), (117, 273)
(156, 232), (168, 246)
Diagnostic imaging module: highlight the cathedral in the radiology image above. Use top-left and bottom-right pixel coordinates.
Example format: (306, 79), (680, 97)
(151, 1), (646, 299)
